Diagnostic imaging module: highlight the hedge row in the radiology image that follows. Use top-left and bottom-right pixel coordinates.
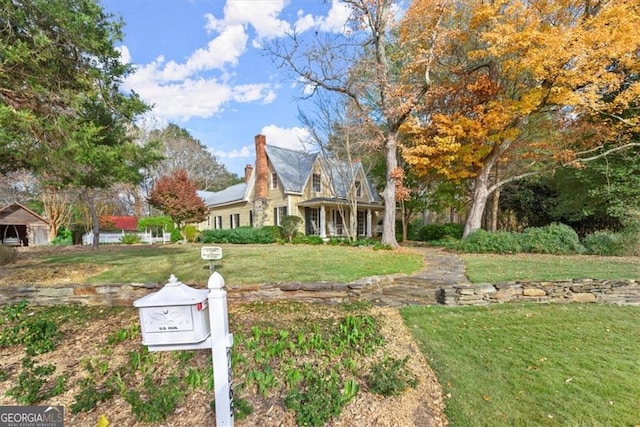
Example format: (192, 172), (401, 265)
(440, 223), (636, 256)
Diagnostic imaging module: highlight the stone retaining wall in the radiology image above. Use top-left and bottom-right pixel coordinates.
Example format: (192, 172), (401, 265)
(441, 279), (640, 306)
(1, 277), (639, 307)
(0, 283), (163, 307)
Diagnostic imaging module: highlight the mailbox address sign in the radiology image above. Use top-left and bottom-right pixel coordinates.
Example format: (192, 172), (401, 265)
(201, 246), (223, 260)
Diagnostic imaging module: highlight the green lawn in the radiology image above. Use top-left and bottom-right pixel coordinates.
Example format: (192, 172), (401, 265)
(461, 253), (640, 283)
(401, 303), (640, 426)
(34, 244), (424, 286)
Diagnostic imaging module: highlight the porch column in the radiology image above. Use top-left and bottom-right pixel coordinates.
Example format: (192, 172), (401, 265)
(320, 205), (326, 238)
(366, 209), (372, 238)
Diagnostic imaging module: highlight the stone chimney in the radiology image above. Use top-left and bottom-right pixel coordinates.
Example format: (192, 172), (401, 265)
(255, 134), (268, 199)
(244, 164), (253, 183)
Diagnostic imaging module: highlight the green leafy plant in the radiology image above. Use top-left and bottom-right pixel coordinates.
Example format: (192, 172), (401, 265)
(51, 226), (73, 245)
(247, 366), (279, 397)
(16, 318), (61, 356)
(6, 357), (66, 405)
(284, 368), (346, 426)
(183, 224), (199, 242)
(280, 215), (303, 242)
(458, 229), (523, 254)
(582, 231), (625, 256)
(120, 234), (141, 244)
(418, 223), (464, 241)
(0, 300), (28, 323)
(520, 223), (583, 254)
(126, 374), (184, 423)
(366, 356), (417, 397)
(70, 377), (117, 413)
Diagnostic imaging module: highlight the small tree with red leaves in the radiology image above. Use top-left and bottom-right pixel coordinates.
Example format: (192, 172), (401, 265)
(148, 169), (206, 238)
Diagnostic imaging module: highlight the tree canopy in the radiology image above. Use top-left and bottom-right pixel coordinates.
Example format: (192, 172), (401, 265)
(400, 0), (640, 236)
(145, 123), (240, 192)
(148, 169), (207, 233)
(1, 0), (141, 174)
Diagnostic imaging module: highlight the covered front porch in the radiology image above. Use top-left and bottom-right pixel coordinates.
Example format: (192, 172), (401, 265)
(299, 199), (383, 239)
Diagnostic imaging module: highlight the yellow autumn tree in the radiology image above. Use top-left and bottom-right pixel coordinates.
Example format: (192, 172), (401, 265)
(400, 0), (640, 237)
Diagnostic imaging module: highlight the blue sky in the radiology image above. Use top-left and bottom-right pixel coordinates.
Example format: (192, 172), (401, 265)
(101, 0), (353, 177)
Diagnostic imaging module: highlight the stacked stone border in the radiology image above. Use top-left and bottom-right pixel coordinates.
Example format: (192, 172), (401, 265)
(1, 277), (639, 307)
(441, 279), (640, 306)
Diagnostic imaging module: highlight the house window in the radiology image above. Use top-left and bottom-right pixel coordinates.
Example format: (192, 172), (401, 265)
(355, 181), (362, 198)
(230, 213), (240, 229)
(214, 216), (223, 229)
(271, 173), (278, 189)
(249, 210), (254, 227)
(274, 206), (288, 226)
(357, 211), (366, 236)
(312, 173), (321, 192)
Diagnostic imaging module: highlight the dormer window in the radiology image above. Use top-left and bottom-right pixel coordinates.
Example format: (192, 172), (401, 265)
(312, 173), (321, 192)
(355, 180), (362, 198)
(271, 173), (278, 189)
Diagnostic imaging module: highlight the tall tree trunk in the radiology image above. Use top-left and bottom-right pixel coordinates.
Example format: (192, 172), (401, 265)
(490, 166), (501, 232)
(464, 141), (510, 238)
(400, 200), (408, 243)
(381, 133), (399, 247)
(81, 190), (100, 249)
(463, 162), (495, 238)
(43, 190), (74, 241)
(490, 188), (501, 232)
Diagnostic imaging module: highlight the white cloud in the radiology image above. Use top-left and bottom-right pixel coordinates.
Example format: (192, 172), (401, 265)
(211, 145), (252, 159)
(205, 0), (291, 40)
(295, 0), (351, 34)
(116, 45), (131, 64)
(120, 1), (350, 123)
(261, 125), (311, 151)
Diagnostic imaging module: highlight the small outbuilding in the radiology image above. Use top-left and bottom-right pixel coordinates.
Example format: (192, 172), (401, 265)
(0, 203), (51, 246)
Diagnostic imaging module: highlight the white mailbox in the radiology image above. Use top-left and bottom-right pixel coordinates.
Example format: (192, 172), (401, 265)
(134, 275), (211, 346)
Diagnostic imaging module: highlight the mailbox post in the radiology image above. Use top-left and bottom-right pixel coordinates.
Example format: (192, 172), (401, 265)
(133, 272), (234, 426)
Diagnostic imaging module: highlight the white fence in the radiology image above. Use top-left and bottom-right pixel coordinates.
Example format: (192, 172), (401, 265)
(82, 231), (171, 245)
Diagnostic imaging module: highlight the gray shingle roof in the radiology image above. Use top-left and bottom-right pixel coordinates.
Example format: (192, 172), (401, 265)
(198, 182), (247, 207)
(265, 145), (318, 193)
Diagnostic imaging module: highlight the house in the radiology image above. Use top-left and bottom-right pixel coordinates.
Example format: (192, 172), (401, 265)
(198, 134), (384, 238)
(0, 203), (51, 246)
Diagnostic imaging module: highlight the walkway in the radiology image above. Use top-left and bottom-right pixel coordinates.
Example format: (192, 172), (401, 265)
(360, 247), (470, 306)
(226, 246), (471, 307)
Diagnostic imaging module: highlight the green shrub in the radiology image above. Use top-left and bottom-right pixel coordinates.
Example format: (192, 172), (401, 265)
(327, 237), (349, 246)
(120, 234), (141, 245)
(281, 215), (303, 242)
(521, 223), (583, 255)
(418, 223), (464, 241)
(292, 234), (324, 245)
(0, 245), (18, 265)
(170, 228), (182, 243)
(458, 229), (523, 254)
(51, 226), (73, 245)
(366, 356), (418, 397)
(198, 226), (279, 244)
(183, 224), (199, 243)
(582, 231), (625, 256)
(284, 368), (347, 426)
(406, 219), (424, 241)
